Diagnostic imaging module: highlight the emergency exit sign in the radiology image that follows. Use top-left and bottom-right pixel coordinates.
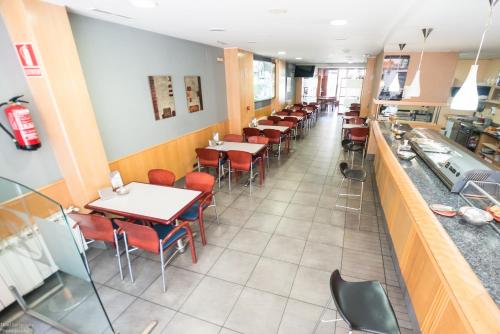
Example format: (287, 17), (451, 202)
(15, 43), (42, 77)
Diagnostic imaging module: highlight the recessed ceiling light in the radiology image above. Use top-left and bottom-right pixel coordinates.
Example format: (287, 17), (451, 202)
(129, 0), (158, 8)
(209, 28), (226, 32)
(269, 8), (287, 14)
(330, 19), (347, 26)
(278, 51), (286, 55)
(295, 57), (303, 60)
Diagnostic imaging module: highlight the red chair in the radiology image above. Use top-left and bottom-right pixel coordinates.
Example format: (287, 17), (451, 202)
(263, 129), (283, 160)
(258, 119), (273, 125)
(116, 220), (196, 292)
(224, 134), (244, 142)
(350, 127), (369, 143)
(268, 116), (281, 124)
(284, 117), (299, 139)
(195, 148), (226, 189)
(69, 213), (124, 280)
(148, 169), (176, 187)
(352, 118), (365, 125)
(243, 127), (261, 140)
(276, 111), (289, 116)
(179, 172), (219, 245)
(345, 111), (359, 117)
(227, 150), (262, 193)
(281, 108), (293, 114)
(247, 136), (270, 169)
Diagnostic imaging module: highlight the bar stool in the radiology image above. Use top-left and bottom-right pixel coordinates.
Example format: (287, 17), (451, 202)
(325, 270), (400, 334)
(341, 139), (366, 168)
(335, 162), (366, 212)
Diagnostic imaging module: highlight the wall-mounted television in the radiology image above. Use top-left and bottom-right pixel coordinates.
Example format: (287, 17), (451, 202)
(295, 65), (315, 77)
(253, 60), (276, 102)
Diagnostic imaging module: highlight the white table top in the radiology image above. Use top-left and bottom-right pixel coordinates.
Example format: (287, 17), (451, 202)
(276, 115), (304, 121)
(342, 115), (359, 119)
(342, 124), (368, 129)
(87, 182), (202, 223)
(206, 141), (265, 154)
(255, 125), (289, 132)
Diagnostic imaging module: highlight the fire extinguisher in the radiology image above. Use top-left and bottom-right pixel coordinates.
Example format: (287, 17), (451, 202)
(0, 95), (41, 151)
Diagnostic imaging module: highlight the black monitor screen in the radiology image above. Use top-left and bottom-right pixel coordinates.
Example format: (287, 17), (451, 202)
(295, 65), (315, 77)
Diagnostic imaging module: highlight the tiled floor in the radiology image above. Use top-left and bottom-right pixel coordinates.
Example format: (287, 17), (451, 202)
(86, 112), (417, 334)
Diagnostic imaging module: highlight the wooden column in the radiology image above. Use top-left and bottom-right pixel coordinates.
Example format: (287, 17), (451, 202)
(294, 77), (303, 104)
(360, 56), (376, 117)
(271, 59), (286, 111)
(224, 48), (254, 134)
(0, 0), (110, 208)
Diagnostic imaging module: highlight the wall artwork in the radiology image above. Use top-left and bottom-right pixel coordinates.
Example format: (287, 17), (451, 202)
(184, 76), (204, 112)
(378, 55), (410, 101)
(148, 75), (176, 120)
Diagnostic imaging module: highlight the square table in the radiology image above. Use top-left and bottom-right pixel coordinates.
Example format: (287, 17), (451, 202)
(206, 142), (266, 183)
(255, 125), (289, 133)
(87, 182), (203, 225)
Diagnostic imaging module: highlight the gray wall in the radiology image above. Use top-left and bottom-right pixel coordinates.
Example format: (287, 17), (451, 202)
(0, 17), (62, 200)
(69, 14), (228, 161)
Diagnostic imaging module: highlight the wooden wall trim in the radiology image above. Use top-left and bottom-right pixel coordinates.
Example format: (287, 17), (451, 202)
(371, 121), (500, 333)
(109, 120), (229, 185)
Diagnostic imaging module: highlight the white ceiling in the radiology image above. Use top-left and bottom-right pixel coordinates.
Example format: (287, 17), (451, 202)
(46, 0), (500, 64)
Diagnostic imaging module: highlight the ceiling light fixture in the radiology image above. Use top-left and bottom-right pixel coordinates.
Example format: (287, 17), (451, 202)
(269, 8), (287, 14)
(389, 43), (406, 93)
(278, 51), (286, 55)
(451, 0), (498, 110)
(295, 57), (303, 60)
(330, 19), (347, 26)
(404, 28), (433, 99)
(129, 0), (158, 8)
(209, 28), (226, 32)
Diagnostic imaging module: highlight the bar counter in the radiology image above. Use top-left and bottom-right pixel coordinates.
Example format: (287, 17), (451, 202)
(369, 121), (500, 333)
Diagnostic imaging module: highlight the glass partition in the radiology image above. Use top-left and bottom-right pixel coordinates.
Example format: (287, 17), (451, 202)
(0, 176), (113, 333)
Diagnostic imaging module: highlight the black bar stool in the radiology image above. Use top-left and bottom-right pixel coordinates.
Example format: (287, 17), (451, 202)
(335, 162), (366, 212)
(329, 270), (400, 334)
(341, 139), (366, 167)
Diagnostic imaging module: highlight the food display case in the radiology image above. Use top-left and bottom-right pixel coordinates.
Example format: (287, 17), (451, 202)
(405, 127), (500, 192)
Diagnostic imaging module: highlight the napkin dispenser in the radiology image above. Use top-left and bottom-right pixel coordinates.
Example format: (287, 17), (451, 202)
(213, 132), (219, 142)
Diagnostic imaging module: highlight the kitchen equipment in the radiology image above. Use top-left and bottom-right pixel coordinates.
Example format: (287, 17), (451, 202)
(458, 206), (493, 225)
(407, 128), (500, 193)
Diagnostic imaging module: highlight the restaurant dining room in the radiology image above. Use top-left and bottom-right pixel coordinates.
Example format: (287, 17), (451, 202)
(0, 0), (500, 333)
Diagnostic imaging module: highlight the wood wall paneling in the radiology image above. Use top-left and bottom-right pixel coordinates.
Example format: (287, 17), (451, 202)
(108, 120), (229, 185)
(360, 56), (376, 117)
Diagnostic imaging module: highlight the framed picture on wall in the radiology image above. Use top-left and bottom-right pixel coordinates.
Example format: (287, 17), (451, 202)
(148, 75), (176, 120)
(378, 55), (410, 101)
(184, 76), (204, 112)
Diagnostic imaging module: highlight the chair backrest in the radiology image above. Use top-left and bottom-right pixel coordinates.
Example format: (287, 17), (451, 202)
(115, 220), (159, 254)
(69, 213), (116, 243)
(345, 111), (359, 117)
(352, 117), (365, 125)
(185, 171), (215, 193)
(350, 103), (360, 108)
(281, 108), (293, 114)
(283, 117), (298, 125)
(351, 127), (369, 138)
(243, 127), (261, 139)
(277, 121), (294, 128)
(276, 111), (289, 116)
(293, 104), (303, 107)
(227, 150), (252, 171)
(247, 136), (269, 144)
(290, 112), (303, 117)
(339, 162), (349, 178)
(263, 129), (281, 143)
(267, 116), (281, 124)
(148, 169), (176, 187)
(258, 120), (274, 125)
(329, 270), (353, 328)
(224, 134), (244, 143)
(195, 148), (219, 166)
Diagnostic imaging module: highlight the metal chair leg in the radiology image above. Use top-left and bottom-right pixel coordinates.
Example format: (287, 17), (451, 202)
(228, 161), (231, 192)
(213, 196), (220, 224)
(249, 164), (253, 195)
(114, 230), (124, 280)
(160, 241), (166, 292)
(197, 158), (201, 172)
(77, 227), (91, 274)
(122, 232), (135, 283)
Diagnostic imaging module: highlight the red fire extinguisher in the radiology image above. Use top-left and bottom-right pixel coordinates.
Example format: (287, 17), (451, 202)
(0, 95), (41, 151)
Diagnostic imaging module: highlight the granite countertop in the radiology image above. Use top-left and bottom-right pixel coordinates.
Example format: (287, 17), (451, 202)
(379, 122), (500, 306)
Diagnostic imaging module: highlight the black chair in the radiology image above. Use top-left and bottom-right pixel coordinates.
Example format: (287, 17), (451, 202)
(335, 162), (366, 212)
(330, 270), (400, 334)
